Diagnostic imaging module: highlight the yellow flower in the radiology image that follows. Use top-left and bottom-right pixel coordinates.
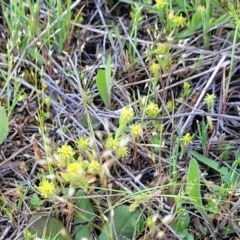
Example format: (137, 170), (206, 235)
(56, 156), (67, 168)
(155, 43), (169, 55)
(56, 144), (75, 167)
(44, 97), (51, 107)
(67, 162), (82, 177)
(197, 5), (206, 13)
(149, 62), (160, 74)
(37, 179), (56, 198)
(129, 202), (139, 212)
(183, 81), (190, 89)
(76, 137), (89, 150)
(106, 134), (119, 150)
(172, 14), (187, 27)
(204, 93), (216, 104)
(116, 146), (129, 158)
(146, 102), (161, 117)
(154, 0), (167, 9)
(166, 101), (174, 112)
(204, 93), (216, 111)
(57, 144), (75, 160)
(146, 215), (155, 228)
(120, 107), (134, 122)
(130, 123), (142, 138)
(88, 160), (100, 174)
(180, 133), (193, 146)
(183, 81), (191, 98)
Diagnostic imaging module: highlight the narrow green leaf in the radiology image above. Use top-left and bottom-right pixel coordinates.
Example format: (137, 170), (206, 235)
(187, 159), (207, 219)
(105, 55), (112, 88)
(0, 107), (8, 144)
(96, 69), (110, 109)
(27, 48), (45, 64)
(189, 150), (228, 175)
(96, 55), (112, 109)
(190, 150), (240, 186)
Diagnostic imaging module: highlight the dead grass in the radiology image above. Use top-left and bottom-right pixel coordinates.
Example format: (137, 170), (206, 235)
(1, 1), (240, 240)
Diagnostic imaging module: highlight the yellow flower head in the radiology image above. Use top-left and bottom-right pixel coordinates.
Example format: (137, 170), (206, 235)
(37, 179), (56, 198)
(146, 215), (155, 228)
(44, 97), (52, 107)
(183, 81), (191, 98)
(180, 133), (193, 146)
(120, 107), (134, 122)
(172, 14), (187, 27)
(88, 160), (100, 174)
(67, 162), (82, 177)
(116, 146), (129, 158)
(197, 5), (206, 13)
(56, 157), (67, 168)
(76, 137), (89, 150)
(106, 134), (119, 150)
(155, 43), (170, 55)
(183, 81), (190, 90)
(166, 100), (174, 112)
(204, 93), (216, 111)
(204, 93), (216, 105)
(146, 102), (161, 117)
(57, 144), (75, 160)
(149, 62), (160, 74)
(130, 123), (142, 138)
(154, 0), (167, 9)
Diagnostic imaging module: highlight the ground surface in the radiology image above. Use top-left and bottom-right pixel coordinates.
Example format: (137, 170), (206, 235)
(1, 0), (240, 240)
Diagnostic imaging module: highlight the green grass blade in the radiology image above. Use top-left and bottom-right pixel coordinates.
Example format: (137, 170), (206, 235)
(96, 69), (109, 108)
(0, 107), (9, 144)
(189, 149), (239, 187)
(189, 150), (228, 175)
(96, 55), (112, 109)
(105, 54), (112, 88)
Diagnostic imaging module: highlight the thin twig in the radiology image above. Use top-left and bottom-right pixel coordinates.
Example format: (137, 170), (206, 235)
(180, 55), (228, 134)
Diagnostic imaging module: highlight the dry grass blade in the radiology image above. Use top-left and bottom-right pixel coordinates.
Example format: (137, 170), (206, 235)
(1, 1), (240, 239)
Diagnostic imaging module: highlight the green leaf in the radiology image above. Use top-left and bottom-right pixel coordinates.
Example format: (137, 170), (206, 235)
(60, 172), (71, 182)
(96, 55), (112, 109)
(211, 14), (231, 28)
(189, 150), (228, 175)
(74, 190), (95, 223)
(74, 190), (95, 240)
(186, 233), (195, 240)
(98, 205), (144, 240)
(178, 229), (188, 238)
(98, 221), (113, 240)
(0, 107), (8, 144)
(30, 194), (44, 210)
(197, 120), (208, 154)
(176, 210), (190, 230)
(190, 150), (240, 186)
(96, 69), (109, 108)
(105, 55), (112, 89)
(27, 215), (72, 240)
(75, 225), (91, 240)
(85, 150), (96, 163)
(27, 47), (45, 64)
(187, 159), (208, 219)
